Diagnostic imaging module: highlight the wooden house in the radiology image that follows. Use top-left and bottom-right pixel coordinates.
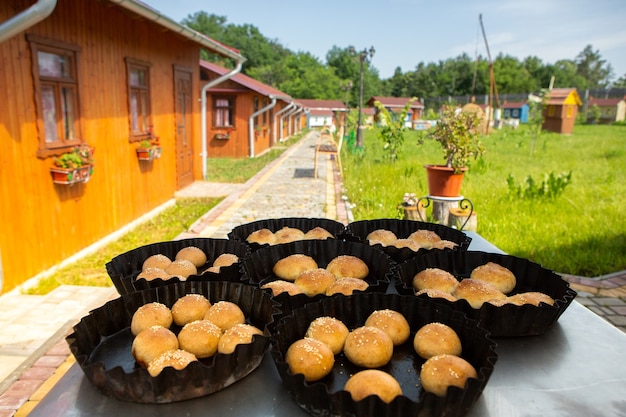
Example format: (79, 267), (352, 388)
(502, 101), (529, 123)
(367, 96), (424, 128)
(296, 99), (348, 133)
(0, 0), (245, 293)
(542, 88), (582, 134)
(587, 97), (626, 124)
(200, 61), (294, 158)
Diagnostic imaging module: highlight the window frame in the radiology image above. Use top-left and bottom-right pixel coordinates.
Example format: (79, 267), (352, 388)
(27, 34), (82, 158)
(212, 95), (236, 128)
(125, 57), (153, 143)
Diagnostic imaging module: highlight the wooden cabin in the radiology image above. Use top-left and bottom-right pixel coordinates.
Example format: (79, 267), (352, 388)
(0, 0), (244, 293)
(200, 61), (296, 158)
(542, 88), (582, 134)
(502, 101), (529, 123)
(587, 97), (626, 124)
(367, 96), (424, 128)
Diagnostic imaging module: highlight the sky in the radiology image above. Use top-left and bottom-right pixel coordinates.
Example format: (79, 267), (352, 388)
(144, 0), (626, 83)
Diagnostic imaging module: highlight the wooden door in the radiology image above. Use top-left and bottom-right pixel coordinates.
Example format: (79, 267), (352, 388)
(174, 66), (193, 189)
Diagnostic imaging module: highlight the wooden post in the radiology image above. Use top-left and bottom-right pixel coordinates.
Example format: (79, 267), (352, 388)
(431, 200), (458, 226)
(449, 207), (477, 231)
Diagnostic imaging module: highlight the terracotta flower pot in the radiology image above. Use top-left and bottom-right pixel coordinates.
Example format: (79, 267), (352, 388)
(424, 165), (467, 197)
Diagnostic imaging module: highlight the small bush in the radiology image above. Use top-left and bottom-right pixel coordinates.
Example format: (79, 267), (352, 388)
(506, 171), (572, 199)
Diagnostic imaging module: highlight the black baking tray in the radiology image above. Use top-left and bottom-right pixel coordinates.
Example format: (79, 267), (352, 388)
(394, 251), (577, 337)
(240, 239), (394, 320)
(105, 238), (251, 295)
(342, 219), (472, 263)
(228, 217), (346, 251)
(271, 292), (497, 417)
(66, 281), (279, 403)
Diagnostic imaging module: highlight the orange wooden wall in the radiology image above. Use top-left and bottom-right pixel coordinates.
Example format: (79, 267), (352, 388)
(0, 0), (205, 292)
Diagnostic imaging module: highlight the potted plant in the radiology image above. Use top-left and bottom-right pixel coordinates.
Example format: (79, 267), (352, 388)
(136, 128), (161, 161)
(424, 104), (485, 197)
(50, 144), (95, 185)
(214, 126), (234, 140)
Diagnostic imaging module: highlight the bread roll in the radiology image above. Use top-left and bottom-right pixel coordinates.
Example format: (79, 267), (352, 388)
(415, 288), (458, 302)
(413, 322), (462, 359)
(165, 259), (197, 280)
(325, 277), (369, 296)
(452, 278), (506, 309)
(431, 240), (459, 250)
(212, 253), (239, 268)
(147, 349), (197, 377)
(305, 316), (349, 355)
(303, 227), (334, 240)
(261, 280), (303, 296)
(142, 254), (172, 271)
(344, 369), (403, 403)
(136, 267), (169, 282)
(407, 229), (441, 249)
(343, 326), (393, 368)
(131, 302), (173, 336)
(273, 254), (318, 281)
(366, 229), (398, 246)
(274, 226), (305, 244)
(412, 268), (459, 293)
(364, 309), (410, 346)
(171, 294), (211, 326)
(177, 320), (222, 358)
(420, 354), (477, 397)
(507, 291), (555, 306)
(392, 238), (421, 252)
(294, 268), (336, 297)
(247, 228), (276, 245)
(470, 262), (516, 294)
(175, 246), (207, 268)
(131, 326), (179, 368)
(285, 338), (335, 382)
(326, 255), (369, 279)
(218, 323), (263, 354)
(203, 301), (245, 331)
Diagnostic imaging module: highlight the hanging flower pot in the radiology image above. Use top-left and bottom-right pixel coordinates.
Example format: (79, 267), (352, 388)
(424, 165), (467, 197)
(50, 165), (94, 185)
(50, 144), (95, 185)
(136, 146), (162, 161)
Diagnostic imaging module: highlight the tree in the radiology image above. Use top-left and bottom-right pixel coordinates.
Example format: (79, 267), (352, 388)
(275, 53), (343, 99)
(576, 45), (613, 89)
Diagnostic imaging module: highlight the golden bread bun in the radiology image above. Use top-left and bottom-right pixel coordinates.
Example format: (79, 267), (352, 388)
(415, 288), (458, 302)
(305, 316), (350, 355)
(344, 326), (393, 368)
(407, 229), (441, 249)
(303, 226), (334, 240)
(175, 246), (207, 268)
(344, 369), (403, 403)
(131, 302), (173, 336)
(366, 229), (398, 246)
(391, 238), (421, 251)
(325, 277), (369, 295)
(285, 337), (335, 382)
(203, 301), (245, 331)
(261, 280), (303, 296)
(413, 322), (462, 359)
(171, 294), (211, 326)
(142, 254), (172, 271)
(294, 268), (336, 297)
(218, 323), (263, 355)
(452, 278), (506, 309)
(274, 226), (305, 244)
(273, 254), (318, 281)
(246, 228), (276, 245)
(326, 255), (369, 279)
(364, 309), (411, 346)
(203, 266), (221, 274)
(147, 349), (197, 377)
(177, 319), (222, 359)
(131, 326), (179, 368)
(165, 259), (197, 280)
(431, 240), (459, 250)
(412, 268), (459, 293)
(136, 267), (169, 282)
(507, 291), (555, 306)
(470, 262), (516, 294)
(420, 354), (478, 397)
(212, 253), (239, 268)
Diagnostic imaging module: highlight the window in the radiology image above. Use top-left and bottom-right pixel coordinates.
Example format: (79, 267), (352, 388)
(213, 96), (235, 127)
(28, 35), (81, 155)
(125, 58), (152, 140)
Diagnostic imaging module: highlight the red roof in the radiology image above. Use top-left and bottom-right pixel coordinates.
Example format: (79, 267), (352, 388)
(545, 88), (582, 105)
(502, 102), (528, 109)
(200, 60), (291, 100)
(296, 99), (348, 111)
(588, 97), (624, 106)
(367, 96), (424, 108)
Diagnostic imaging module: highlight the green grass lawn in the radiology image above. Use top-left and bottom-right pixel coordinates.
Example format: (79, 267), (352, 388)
(341, 124), (626, 277)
